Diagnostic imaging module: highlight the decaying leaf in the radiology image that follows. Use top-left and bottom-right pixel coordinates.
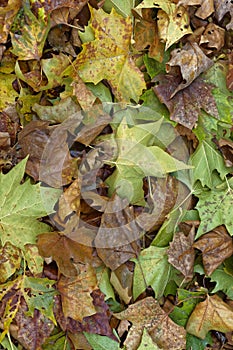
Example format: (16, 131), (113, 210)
(186, 294), (233, 339)
(177, 0), (214, 20)
(114, 297), (186, 350)
(0, 0), (22, 44)
(0, 73), (18, 112)
(193, 226), (233, 276)
(153, 75), (219, 129)
(57, 263), (98, 321)
(136, 0), (192, 50)
(110, 264), (133, 304)
(166, 42), (213, 96)
(167, 229), (195, 281)
(214, 0), (233, 30)
(217, 138), (233, 167)
(200, 23), (225, 51)
(73, 7), (146, 102)
(0, 242), (21, 283)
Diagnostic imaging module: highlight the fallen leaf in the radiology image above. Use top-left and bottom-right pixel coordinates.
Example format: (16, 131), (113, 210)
(138, 328), (161, 350)
(0, 0), (22, 44)
(193, 226), (233, 276)
(37, 231), (94, 277)
(167, 229), (195, 281)
(0, 73), (18, 112)
(186, 294), (233, 339)
(200, 23), (225, 51)
(226, 52), (233, 91)
(110, 264), (133, 304)
(57, 264), (98, 321)
(153, 75), (219, 129)
(132, 246), (171, 300)
(73, 7), (146, 102)
(10, 3), (50, 60)
(209, 266), (233, 299)
(84, 332), (120, 350)
(166, 42), (213, 96)
(177, 0), (214, 20)
(31, 0), (88, 14)
(114, 297), (186, 350)
(136, 0), (192, 50)
(217, 138), (233, 167)
(0, 157), (55, 251)
(0, 242), (21, 283)
(56, 178), (81, 223)
(214, 0), (233, 30)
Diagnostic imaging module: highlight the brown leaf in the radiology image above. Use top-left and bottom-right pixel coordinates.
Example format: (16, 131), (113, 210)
(214, 0), (233, 30)
(193, 226), (233, 276)
(186, 294), (233, 339)
(177, 0), (214, 20)
(166, 42), (213, 96)
(217, 138), (233, 167)
(31, 0), (88, 15)
(167, 228), (195, 280)
(57, 263), (97, 321)
(57, 178), (81, 222)
(95, 195), (141, 271)
(110, 263), (133, 304)
(153, 74), (219, 129)
(227, 52), (233, 91)
(0, 111), (18, 145)
(0, 0), (22, 44)
(200, 23), (225, 51)
(114, 297), (186, 350)
(37, 231), (94, 277)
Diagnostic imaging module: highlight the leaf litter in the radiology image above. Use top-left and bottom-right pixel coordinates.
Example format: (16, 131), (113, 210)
(0, 0), (233, 349)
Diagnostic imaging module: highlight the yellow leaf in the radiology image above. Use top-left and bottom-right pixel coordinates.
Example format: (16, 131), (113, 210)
(74, 7), (146, 102)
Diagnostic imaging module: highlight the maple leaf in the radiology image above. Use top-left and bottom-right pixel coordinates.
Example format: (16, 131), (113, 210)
(114, 297), (186, 350)
(191, 140), (231, 188)
(10, 3), (50, 60)
(132, 246), (171, 300)
(73, 7), (146, 102)
(136, 0), (192, 50)
(186, 294), (233, 339)
(153, 75), (219, 129)
(0, 157), (56, 251)
(193, 226), (233, 276)
(166, 42), (213, 96)
(196, 184), (233, 238)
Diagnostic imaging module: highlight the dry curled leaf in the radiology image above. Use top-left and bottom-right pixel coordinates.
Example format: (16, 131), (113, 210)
(166, 42), (214, 96)
(177, 0), (214, 20)
(167, 228), (195, 281)
(187, 294), (233, 339)
(200, 23), (225, 51)
(214, 0), (233, 30)
(193, 226), (233, 276)
(153, 74), (219, 129)
(216, 138), (233, 167)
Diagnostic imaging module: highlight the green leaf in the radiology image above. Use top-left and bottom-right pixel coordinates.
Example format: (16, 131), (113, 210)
(73, 7), (146, 102)
(186, 333), (212, 350)
(196, 186), (233, 238)
(0, 157), (54, 250)
(191, 140), (231, 188)
(10, 3), (50, 60)
(193, 111), (218, 142)
(103, 0), (135, 17)
(42, 331), (72, 350)
(138, 328), (161, 349)
(209, 266), (233, 299)
(132, 246), (171, 300)
(84, 332), (120, 350)
(96, 266), (116, 301)
(0, 73), (18, 111)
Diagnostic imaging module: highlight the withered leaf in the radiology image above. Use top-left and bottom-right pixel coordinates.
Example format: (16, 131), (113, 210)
(110, 264), (133, 304)
(31, 0), (88, 14)
(227, 52), (233, 91)
(214, 0), (233, 30)
(95, 195), (141, 271)
(177, 0), (214, 20)
(217, 138), (233, 167)
(0, 0), (22, 44)
(167, 229), (195, 281)
(57, 263), (97, 321)
(200, 23), (225, 51)
(56, 178), (81, 223)
(153, 75), (219, 129)
(37, 232), (94, 277)
(166, 42), (213, 96)
(193, 226), (233, 276)
(186, 294), (233, 339)
(114, 297), (186, 350)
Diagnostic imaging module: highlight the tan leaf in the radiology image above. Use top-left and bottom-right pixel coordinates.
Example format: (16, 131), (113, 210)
(57, 263), (97, 321)
(57, 178), (81, 222)
(114, 297), (186, 350)
(167, 229), (195, 280)
(193, 226), (233, 276)
(110, 264), (133, 304)
(217, 138), (233, 167)
(186, 294), (233, 339)
(214, 0), (233, 30)
(200, 23), (225, 51)
(166, 42), (213, 96)
(177, 0), (214, 20)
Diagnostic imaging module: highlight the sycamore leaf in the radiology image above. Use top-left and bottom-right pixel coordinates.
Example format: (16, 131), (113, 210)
(10, 4), (50, 60)
(193, 226), (233, 276)
(0, 242), (21, 283)
(103, 0), (135, 17)
(167, 230), (195, 281)
(153, 75), (219, 129)
(214, 0), (233, 30)
(114, 297), (186, 350)
(73, 7), (146, 102)
(166, 42), (213, 96)
(191, 140), (231, 188)
(0, 0), (22, 44)
(138, 328), (161, 350)
(84, 332), (120, 350)
(57, 264), (98, 321)
(196, 186), (233, 238)
(0, 73), (18, 112)
(209, 266), (233, 299)
(132, 246), (171, 300)
(136, 0), (192, 50)
(177, 0), (214, 20)
(0, 157), (54, 251)
(186, 294), (233, 339)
